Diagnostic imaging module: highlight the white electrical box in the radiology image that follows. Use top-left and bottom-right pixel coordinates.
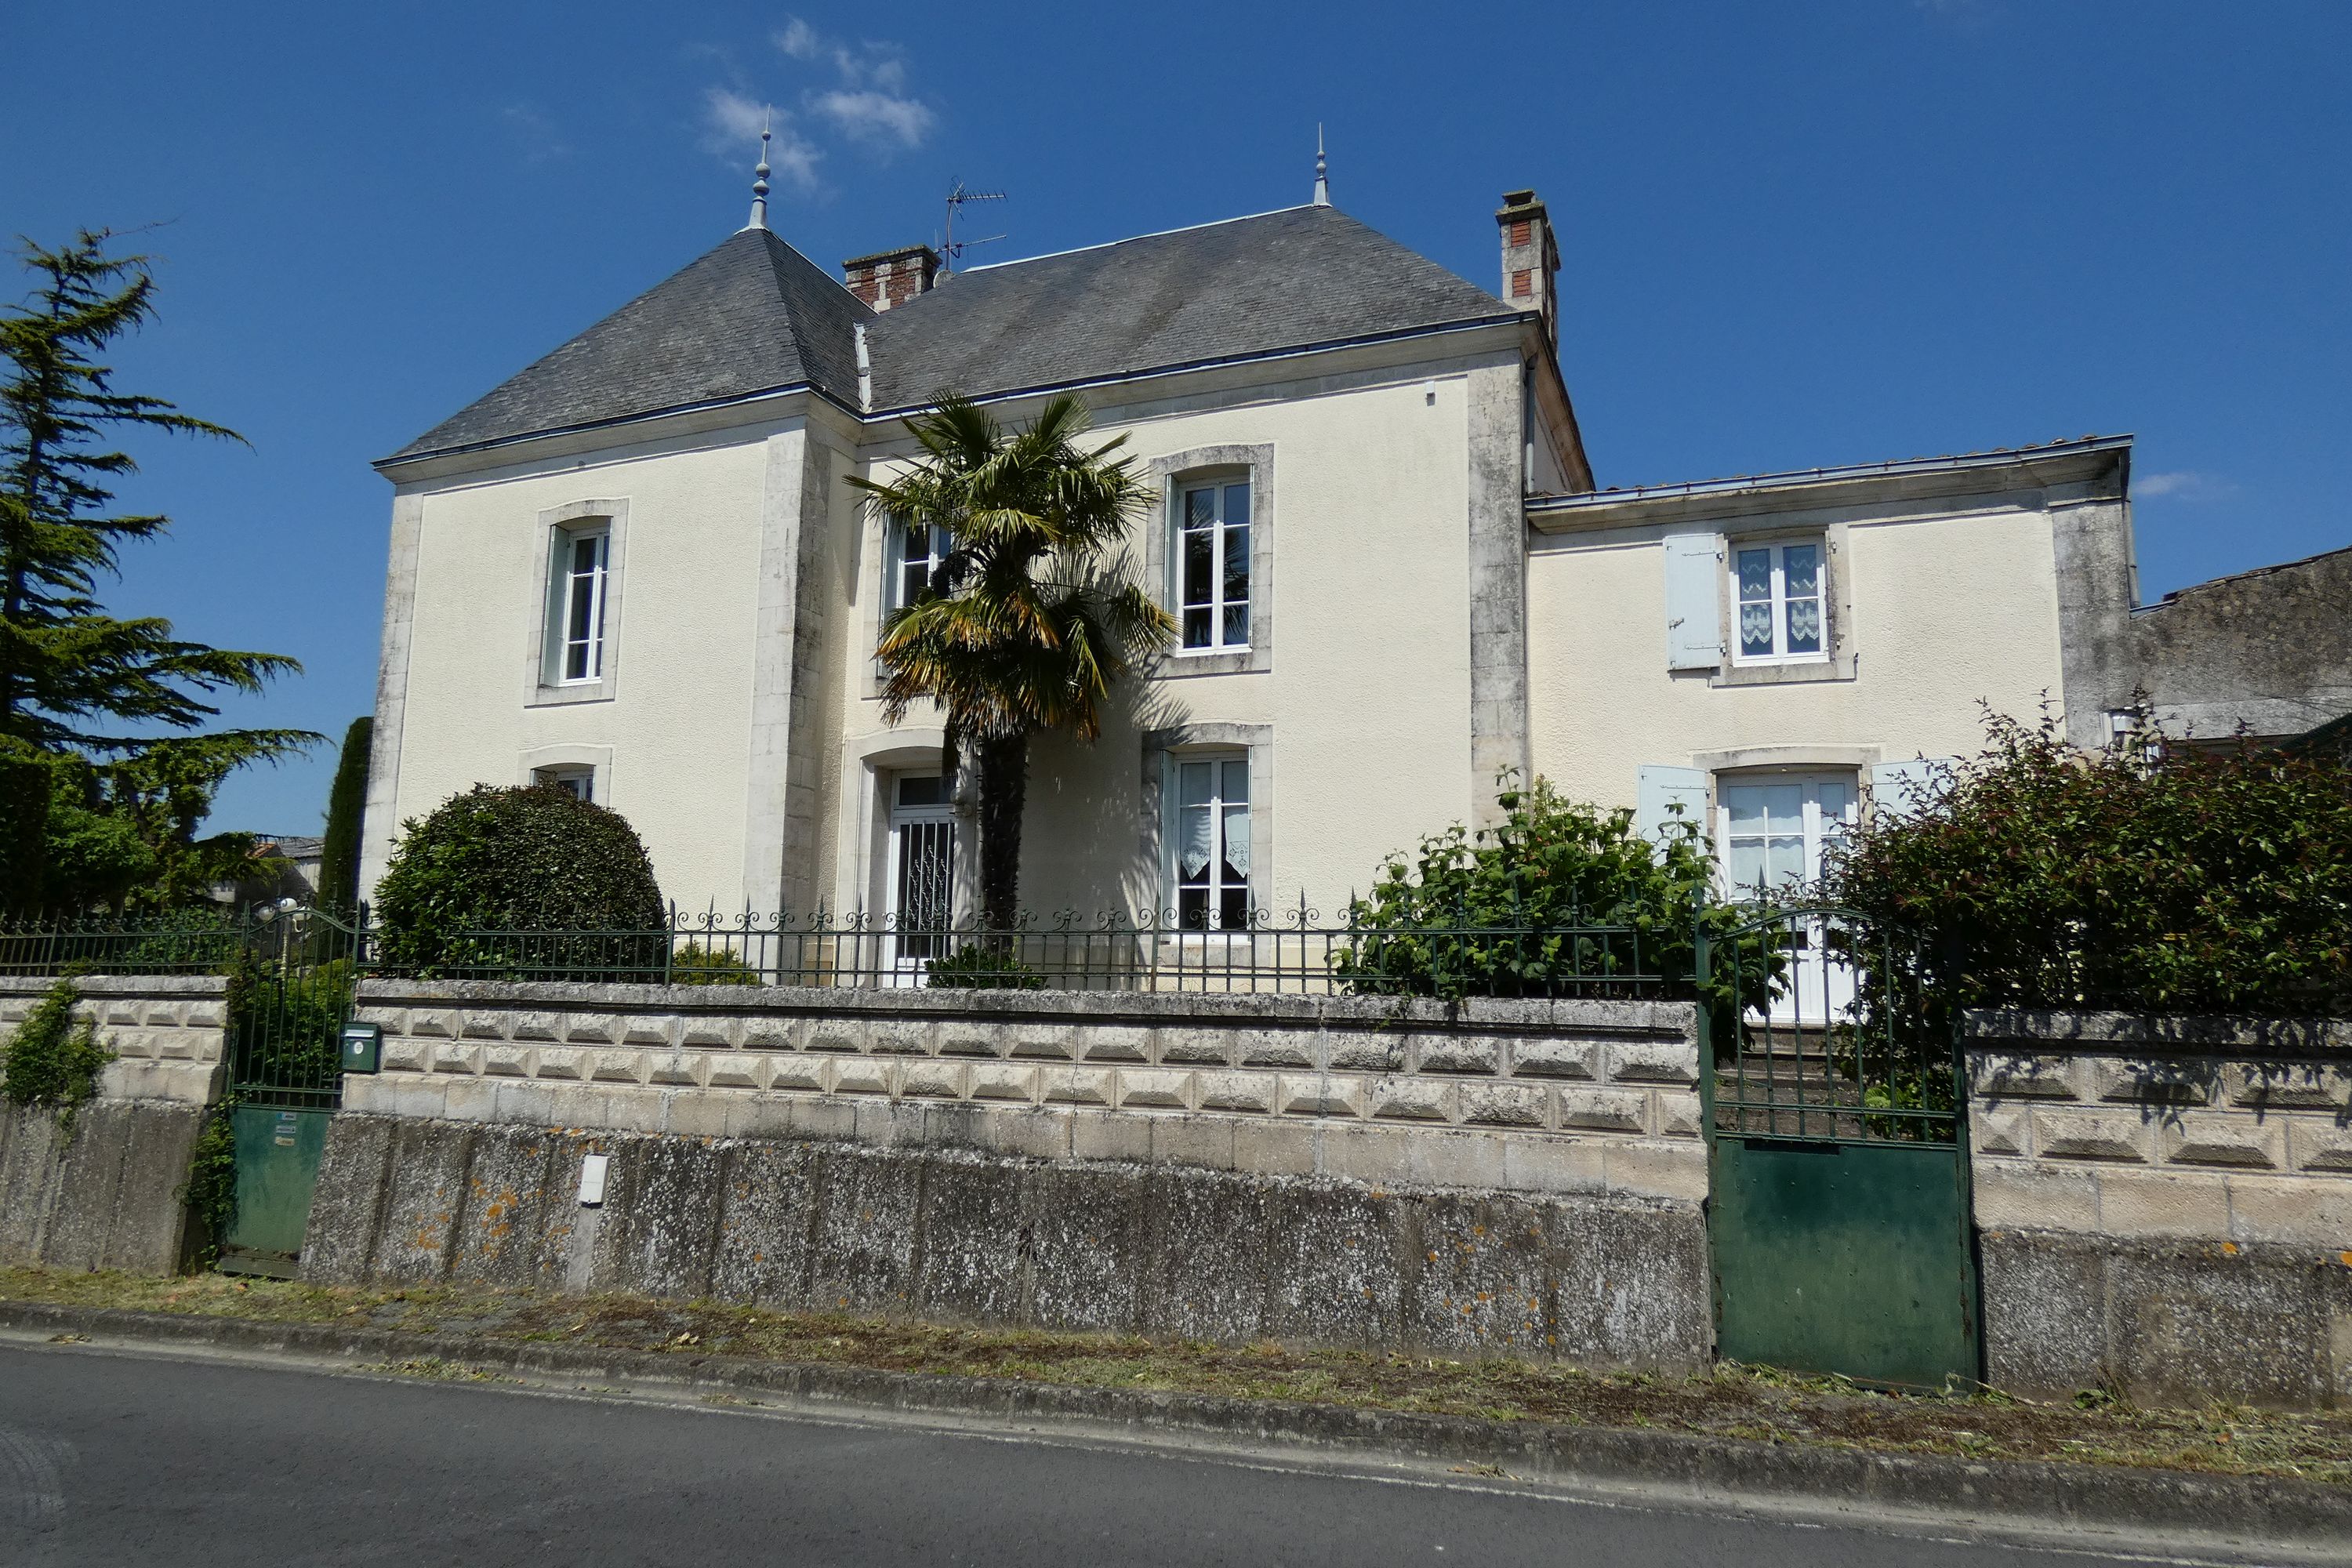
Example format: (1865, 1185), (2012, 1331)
(577, 1152), (608, 1207)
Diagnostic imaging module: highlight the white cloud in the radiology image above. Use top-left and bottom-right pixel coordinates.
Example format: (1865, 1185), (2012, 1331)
(2137, 470), (2236, 501)
(701, 87), (822, 191)
(775, 17), (821, 60)
(810, 88), (934, 150)
(501, 102), (570, 165)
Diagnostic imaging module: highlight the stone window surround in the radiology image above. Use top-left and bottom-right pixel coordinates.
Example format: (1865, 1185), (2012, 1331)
(1695, 517), (1858, 688)
(837, 727), (971, 923)
(1139, 721), (1273, 924)
(518, 743), (615, 805)
(1144, 445), (1275, 678)
(524, 499), (630, 709)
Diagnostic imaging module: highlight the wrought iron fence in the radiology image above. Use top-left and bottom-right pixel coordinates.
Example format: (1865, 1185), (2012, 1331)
(371, 906), (1673, 998)
(5, 905), (1676, 1000)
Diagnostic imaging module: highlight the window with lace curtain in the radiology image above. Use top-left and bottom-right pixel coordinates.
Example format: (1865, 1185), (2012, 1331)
(1169, 753), (1250, 930)
(1731, 538), (1828, 666)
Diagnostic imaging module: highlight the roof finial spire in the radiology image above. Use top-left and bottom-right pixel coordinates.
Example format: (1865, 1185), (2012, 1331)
(744, 116), (772, 232)
(1312, 124), (1330, 207)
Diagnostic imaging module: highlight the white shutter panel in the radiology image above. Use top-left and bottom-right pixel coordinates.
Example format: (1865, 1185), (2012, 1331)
(1635, 764), (1709, 848)
(1662, 532), (1723, 670)
(1869, 759), (1947, 823)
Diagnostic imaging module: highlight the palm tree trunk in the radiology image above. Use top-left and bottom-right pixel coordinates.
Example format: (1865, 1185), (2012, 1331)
(975, 731), (1029, 937)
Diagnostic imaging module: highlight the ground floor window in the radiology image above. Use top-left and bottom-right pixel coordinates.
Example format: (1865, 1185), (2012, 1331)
(1715, 774), (1854, 898)
(1171, 753), (1250, 929)
(532, 765), (594, 804)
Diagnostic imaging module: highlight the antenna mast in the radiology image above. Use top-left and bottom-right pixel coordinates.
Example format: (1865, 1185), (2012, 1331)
(941, 178), (1007, 274)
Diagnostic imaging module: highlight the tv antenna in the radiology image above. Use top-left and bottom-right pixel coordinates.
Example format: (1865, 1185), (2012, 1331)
(941, 179), (1007, 274)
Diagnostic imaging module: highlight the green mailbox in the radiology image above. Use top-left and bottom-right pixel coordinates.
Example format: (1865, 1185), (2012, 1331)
(339, 1020), (382, 1074)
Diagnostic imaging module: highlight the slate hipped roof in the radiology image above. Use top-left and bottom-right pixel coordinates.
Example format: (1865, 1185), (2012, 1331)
(385, 205), (1521, 464)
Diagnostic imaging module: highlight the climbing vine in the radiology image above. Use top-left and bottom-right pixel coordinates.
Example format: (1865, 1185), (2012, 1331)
(178, 1095), (238, 1268)
(0, 975), (112, 1136)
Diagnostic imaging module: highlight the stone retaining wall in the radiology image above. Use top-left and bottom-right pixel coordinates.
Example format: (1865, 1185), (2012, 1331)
(343, 982), (1708, 1203)
(0, 975), (230, 1272)
(1965, 1010), (2352, 1408)
(304, 982), (1713, 1364)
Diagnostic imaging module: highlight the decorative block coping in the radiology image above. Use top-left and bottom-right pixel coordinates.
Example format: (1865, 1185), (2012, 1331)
(1962, 1008), (2352, 1250)
(0, 975), (229, 1106)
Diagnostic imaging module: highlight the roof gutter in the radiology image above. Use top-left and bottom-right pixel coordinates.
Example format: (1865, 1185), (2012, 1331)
(1526, 434), (2134, 514)
(376, 313), (1528, 473)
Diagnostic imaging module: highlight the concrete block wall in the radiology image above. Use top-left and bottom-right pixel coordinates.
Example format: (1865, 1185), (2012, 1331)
(343, 982), (1707, 1204)
(301, 982), (1713, 1363)
(1965, 1010), (2352, 1408)
(0, 975), (230, 1272)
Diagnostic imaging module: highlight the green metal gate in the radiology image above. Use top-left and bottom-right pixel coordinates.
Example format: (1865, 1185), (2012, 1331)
(219, 906), (361, 1277)
(1697, 906), (1979, 1388)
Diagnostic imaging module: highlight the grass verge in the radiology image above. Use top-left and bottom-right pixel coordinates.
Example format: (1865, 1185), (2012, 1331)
(5, 1265), (2347, 1486)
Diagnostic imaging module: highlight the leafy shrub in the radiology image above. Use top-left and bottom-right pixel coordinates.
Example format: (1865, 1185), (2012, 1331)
(1828, 708), (2352, 1017)
(672, 943), (761, 986)
(2, 975), (112, 1134)
(374, 786), (666, 979)
(1334, 776), (1774, 1012)
(926, 944), (1048, 990)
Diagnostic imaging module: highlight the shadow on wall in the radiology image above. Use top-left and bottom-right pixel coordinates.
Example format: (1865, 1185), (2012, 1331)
(1018, 668), (1192, 917)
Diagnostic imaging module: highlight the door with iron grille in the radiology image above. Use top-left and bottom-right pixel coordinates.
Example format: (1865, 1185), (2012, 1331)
(220, 906), (360, 1276)
(886, 775), (956, 980)
(1699, 906), (1979, 1387)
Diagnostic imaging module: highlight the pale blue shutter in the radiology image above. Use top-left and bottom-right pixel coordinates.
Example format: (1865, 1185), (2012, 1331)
(1869, 759), (1946, 822)
(1635, 764), (1709, 848)
(1663, 532), (1723, 670)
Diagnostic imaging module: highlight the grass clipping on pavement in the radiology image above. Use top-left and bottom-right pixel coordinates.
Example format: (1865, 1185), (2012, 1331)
(5, 1265), (2347, 1487)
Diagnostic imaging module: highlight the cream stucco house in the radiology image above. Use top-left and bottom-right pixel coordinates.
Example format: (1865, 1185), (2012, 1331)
(363, 174), (2169, 933)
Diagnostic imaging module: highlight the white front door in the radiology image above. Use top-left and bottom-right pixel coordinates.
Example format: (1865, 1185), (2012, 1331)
(1716, 775), (1858, 1022)
(885, 775), (956, 979)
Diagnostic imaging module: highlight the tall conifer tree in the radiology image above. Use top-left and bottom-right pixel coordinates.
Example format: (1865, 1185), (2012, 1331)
(0, 230), (314, 910)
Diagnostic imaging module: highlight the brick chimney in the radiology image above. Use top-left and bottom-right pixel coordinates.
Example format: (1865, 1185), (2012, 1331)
(1496, 190), (1559, 353)
(842, 244), (941, 311)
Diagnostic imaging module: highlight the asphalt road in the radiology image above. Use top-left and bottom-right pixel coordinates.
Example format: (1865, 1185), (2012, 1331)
(0, 1341), (2211, 1567)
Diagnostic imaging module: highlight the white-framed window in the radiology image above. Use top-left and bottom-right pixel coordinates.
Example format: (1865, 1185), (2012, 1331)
(887, 517), (953, 611)
(1178, 480), (1250, 652)
(550, 525), (612, 684)
(532, 765), (594, 804)
(1170, 752), (1251, 929)
(1732, 538), (1827, 665)
(1715, 775), (1855, 898)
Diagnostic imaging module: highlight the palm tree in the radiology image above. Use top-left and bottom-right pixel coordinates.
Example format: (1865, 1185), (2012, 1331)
(850, 394), (1175, 932)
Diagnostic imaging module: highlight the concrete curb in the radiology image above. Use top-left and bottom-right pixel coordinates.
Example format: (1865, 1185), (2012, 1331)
(6, 1300), (2347, 1552)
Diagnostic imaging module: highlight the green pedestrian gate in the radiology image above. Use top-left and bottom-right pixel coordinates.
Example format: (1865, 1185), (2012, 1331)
(1697, 906), (1980, 1388)
(218, 907), (361, 1277)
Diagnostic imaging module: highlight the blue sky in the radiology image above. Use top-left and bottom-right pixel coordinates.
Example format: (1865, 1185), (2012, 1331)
(2, 1), (2346, 833)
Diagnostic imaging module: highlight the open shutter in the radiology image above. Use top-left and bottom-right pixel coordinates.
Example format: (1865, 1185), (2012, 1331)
(1869, 759), (1947, 823)
(1635, 764), (1709, 848)
(540, 529), (568, 685)
(1663, 532), (1723, 670)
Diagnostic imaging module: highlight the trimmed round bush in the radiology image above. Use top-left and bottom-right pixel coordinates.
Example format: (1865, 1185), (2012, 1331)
(374, 786), (666, 977)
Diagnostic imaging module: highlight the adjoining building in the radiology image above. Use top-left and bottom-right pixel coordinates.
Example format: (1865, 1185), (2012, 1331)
(360, 162), (2348, 934)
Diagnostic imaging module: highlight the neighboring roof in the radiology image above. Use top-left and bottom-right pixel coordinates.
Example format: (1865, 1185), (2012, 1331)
(864, 205), (1518, 410)
(1526, 434), (2132, 514)
(386, 228), (873, 463)
(382, 205), (1521, 466)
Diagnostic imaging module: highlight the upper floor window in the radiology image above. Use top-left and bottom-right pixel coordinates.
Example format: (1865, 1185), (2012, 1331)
(1172, 753), (1250, 929)
(1178, 481), (1250, 652)
(1733, 539), (1826, 665)
(889, 518), (952, 611)
(550, 524), (610, 684)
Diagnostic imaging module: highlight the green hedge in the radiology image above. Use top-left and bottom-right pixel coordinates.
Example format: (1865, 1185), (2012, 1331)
(1830, 710), (2352, 1018)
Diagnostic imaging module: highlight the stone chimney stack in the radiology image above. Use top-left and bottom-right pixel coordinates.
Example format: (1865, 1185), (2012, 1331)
(842, 244), (941, 311)
(1496, 190), (1559, 354)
